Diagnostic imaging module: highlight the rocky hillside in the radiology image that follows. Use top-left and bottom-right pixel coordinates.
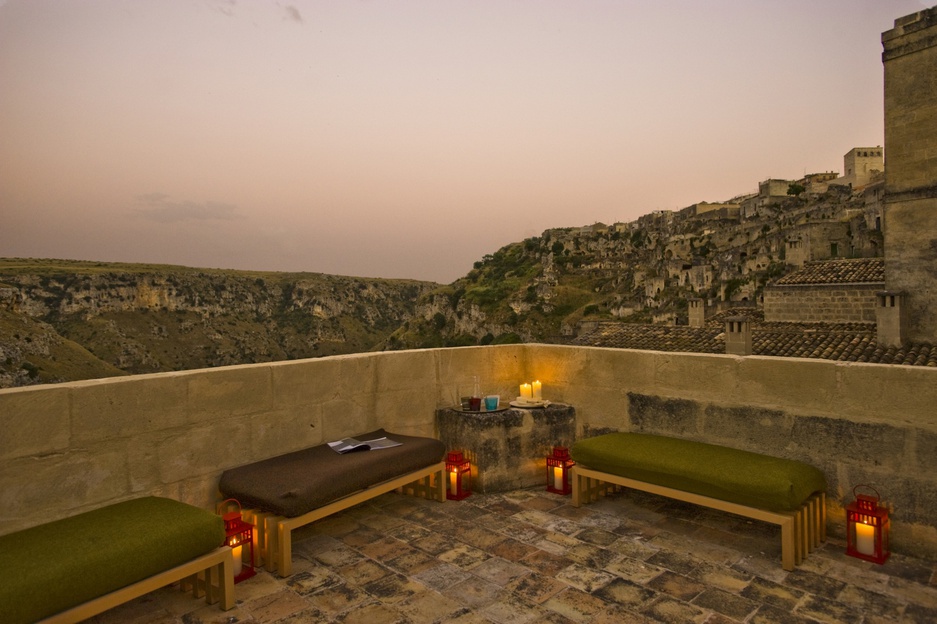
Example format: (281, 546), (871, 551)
(384, 183), (883, 349)
(0, 259), (436, 388)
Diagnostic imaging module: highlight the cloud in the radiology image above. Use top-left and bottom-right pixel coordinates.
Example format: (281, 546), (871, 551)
(132, 193), (243, 223)
(283, 5), (303, 23)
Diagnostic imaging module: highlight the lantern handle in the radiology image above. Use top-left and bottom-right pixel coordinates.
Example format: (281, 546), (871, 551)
(852, 484), (880, 500)
(218, 498), (243, 515)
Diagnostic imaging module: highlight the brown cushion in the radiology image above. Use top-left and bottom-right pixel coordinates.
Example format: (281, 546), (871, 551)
(219, 429), (446, 517)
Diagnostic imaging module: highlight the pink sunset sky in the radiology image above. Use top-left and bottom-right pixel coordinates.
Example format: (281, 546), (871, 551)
(0, 1), (927, 284)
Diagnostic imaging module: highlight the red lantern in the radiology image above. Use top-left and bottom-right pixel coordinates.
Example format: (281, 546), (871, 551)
(845, 485), (890, 565)
(220, 499), (256, 583)
(446, 451), (472, 500)
(546, 446), (575, 495)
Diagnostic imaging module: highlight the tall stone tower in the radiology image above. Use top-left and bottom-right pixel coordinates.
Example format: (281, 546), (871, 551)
(882, 7), (937, 343)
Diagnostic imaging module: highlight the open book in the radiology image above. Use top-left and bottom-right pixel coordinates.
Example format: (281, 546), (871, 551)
(327, 436), (402, 454)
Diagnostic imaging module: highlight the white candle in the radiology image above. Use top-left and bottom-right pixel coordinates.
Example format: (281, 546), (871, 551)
(232, 544), (243, 576)
(856, 522), (875, 556)
(520, 383), (532, 399)
(532, 380), (542, 400)
(449, 471), (458, 496)
(553, 466), (564, 490)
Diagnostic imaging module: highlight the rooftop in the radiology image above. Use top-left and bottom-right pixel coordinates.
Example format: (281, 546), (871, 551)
(773, 259), (885, 286)
(574, 310), (937, 366)
(89, 487), (937, 623)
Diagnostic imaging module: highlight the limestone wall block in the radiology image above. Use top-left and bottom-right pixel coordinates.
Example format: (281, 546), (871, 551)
(651, 352), (740, 403)
(702, 404), (793, 454)
(562, 385), (628, 433)
(791, 415), (908, 472)
(735, 357), (838, 414)
(368, 388), (435, 438)
(0, 449), (128, 532)
(70, 372), (188, 441)
(250, 406), (323, 460)
(186, 364), (274, 421)
(374, 349), (436, 391)
(835, 363), (937, 429)
(627, 393), (701, 437)
(0, 384), (70, 460)
(270, 358), (343, 409)
(156, 421), (251, 483)
(571, 347), (656, 395)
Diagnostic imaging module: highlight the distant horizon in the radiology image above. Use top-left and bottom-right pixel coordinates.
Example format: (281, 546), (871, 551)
(1, 1), (925, 283)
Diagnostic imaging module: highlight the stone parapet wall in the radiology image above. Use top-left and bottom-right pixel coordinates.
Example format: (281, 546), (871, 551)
(2, 345), (937, 561)
(763, 283), (881, 323)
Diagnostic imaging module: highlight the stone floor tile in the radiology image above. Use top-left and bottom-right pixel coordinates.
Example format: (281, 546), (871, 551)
(548, 503), (595, 523)
(385, 519), (433, 543)
(506, 571), (568, 604)
(361, 572), (425, 605)
(646, 570), (707, 601)
(438, 543), (491, 569)
(749, 604), (820, 624)
(357, 536), (414, 561)
(241, 588), (313, 624)
(303, 583), (371, 616)
(688, 561), (753, 593)
(292, 532), (343, 558)
(879, 554), (936, 585)
(785, 567), (848, 599)
(259, 607), (326, 624)
(554, 562), (616, 592)
(513, 510), (581, 535)
(835, 584), (904, 620)
(519, 549), (574, 577)
(606, 535), (660, 561)
(740, 576), (806, 612)
(731, 553), (791, 584)
(470, 556), (530, 586)
(645, 549), (703, 576)
(396, 589), (467, 622)
(334, 600), (407, 624)
(564, 541), (617, 569)
(589, 603), (657, 624)
(640, 595), (709, 623)
(457, 524), (510, 550)
(592, 577), (658, 610)
(412, 531), (456, 556)
(442, 574), (506, 609)
(795, 594), (861, 624)
(412, 562), (469, 591)
(517, 495), (565, 512)
(385, 547), (439, 576)
(285, 565), (344, 595)
(542, 587), (608, 623)
(477, 593), (542, 624)
(603, 555), (665, 585)
(357, 511), (407, 532)
(315, 543), (367, 568)
(903, 602), (937, 624)
(336, 558), (393, 587)
(691, 587), (759, 621)
(337, 525), (385, 548)
(573, 525), (620, 547)
(488, 537), (539, 562)
(307, 514), (361, 537)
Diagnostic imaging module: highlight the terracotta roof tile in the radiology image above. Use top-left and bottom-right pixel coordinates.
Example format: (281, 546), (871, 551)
(774, 258), (885, 285)
(574, 316), (937, 367)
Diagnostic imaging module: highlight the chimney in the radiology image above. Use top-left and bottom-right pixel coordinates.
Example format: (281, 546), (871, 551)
(688, 298), (705, 328)
(876, 291), (908, 348)
(725, 316), (752, 356)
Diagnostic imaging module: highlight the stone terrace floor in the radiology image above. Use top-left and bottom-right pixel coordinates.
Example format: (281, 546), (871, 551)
(90, 488), (937, 624)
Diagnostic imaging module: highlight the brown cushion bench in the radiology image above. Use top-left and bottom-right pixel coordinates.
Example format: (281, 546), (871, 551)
(219, 428), (446, 577)
(571, 432), (827, 571)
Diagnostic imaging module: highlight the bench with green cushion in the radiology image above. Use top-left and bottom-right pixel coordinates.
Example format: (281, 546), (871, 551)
(0, 496), (233, 624)
(570, 432), (827, 570)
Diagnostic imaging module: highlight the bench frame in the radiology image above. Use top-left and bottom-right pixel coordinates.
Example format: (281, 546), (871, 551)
(571, 465), (826, 571)
(37, 546), (234, 624)
(247, 460), (446, 577)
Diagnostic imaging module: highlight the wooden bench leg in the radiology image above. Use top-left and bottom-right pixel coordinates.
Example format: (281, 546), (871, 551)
(277, 521), (293, 578)
(780, 515), (795, 571)
(264, 515), (282, 574)
(571, 468), (582, 507)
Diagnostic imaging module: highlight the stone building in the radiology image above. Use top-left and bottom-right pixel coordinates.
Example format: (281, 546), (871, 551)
(838, 146), (884, 189)
(882, 6), (937, 345)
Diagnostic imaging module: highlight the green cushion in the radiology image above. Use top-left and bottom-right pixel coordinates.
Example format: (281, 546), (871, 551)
(0, 497), (224, 624)
(571, 433), (826, 512)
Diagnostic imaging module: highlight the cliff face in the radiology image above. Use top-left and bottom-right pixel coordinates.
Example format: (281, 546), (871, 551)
(385, 185), (884, 349)
(0, 260), (437, 387)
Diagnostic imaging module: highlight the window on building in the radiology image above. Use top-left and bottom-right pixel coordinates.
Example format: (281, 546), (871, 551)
(831, 242), (839, 257)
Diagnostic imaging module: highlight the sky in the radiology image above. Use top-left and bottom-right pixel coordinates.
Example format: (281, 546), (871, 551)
(0, 0), (928, 284)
